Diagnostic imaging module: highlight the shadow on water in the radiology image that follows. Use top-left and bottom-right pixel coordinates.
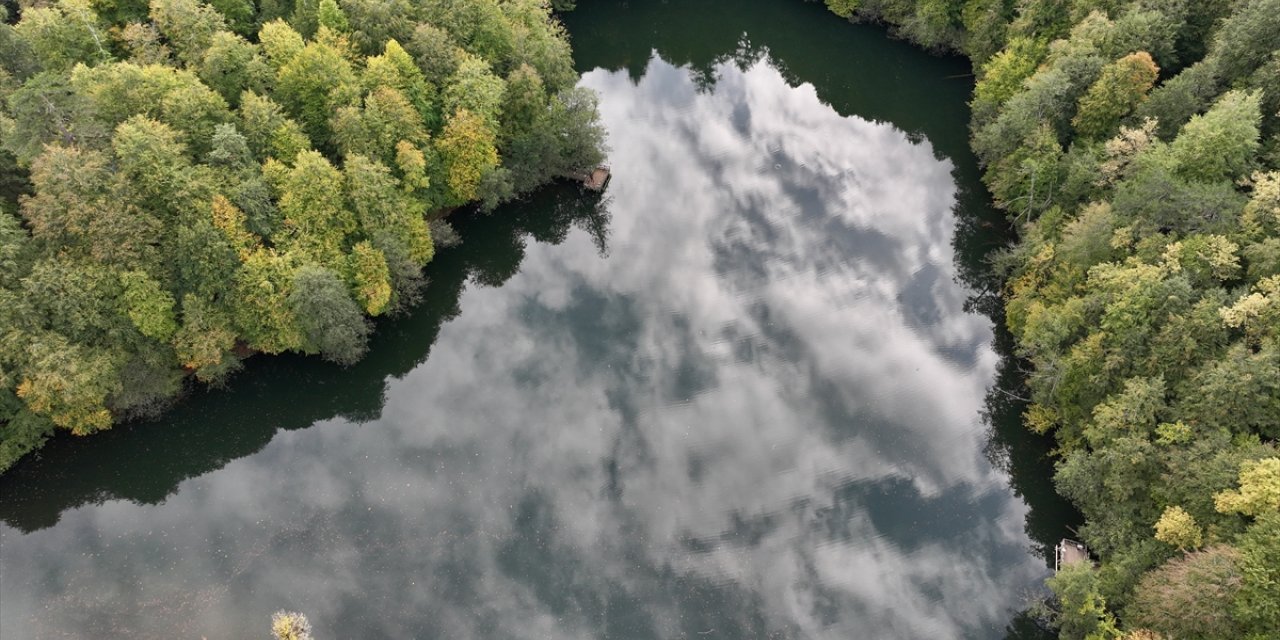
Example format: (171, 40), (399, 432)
(0, 185), (613, 532)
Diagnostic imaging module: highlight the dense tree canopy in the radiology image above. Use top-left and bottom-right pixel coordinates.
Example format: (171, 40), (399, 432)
(0, 0), (605, 472)
(820, 0), (1278, 638)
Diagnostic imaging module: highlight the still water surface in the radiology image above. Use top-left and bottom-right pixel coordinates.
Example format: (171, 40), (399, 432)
(1, 1), (1071, 638)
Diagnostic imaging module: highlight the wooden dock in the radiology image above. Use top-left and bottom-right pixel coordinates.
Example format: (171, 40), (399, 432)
(580, 165), (611, 191)
(1055, 538), (1090, 572)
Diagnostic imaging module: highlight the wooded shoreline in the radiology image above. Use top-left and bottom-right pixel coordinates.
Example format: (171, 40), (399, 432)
(0, 0), (607, 471)
(814, 0), (1279, 637)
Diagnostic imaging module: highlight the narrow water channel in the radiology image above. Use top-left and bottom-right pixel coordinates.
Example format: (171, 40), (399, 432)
(0, 1), (1074, 638)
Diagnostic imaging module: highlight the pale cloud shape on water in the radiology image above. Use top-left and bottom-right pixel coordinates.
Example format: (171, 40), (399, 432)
(0, 55), (1045, 640)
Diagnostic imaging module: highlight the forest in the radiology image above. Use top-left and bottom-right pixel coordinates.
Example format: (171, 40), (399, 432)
(0, 0), (605, 471)
(817, 0), (1280, 638)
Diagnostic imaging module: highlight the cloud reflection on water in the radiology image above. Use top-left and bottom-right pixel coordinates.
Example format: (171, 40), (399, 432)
(0, 55), (1046, 639)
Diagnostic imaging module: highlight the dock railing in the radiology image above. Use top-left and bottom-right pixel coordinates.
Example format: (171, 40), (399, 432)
(1054, 538), (1090, 572)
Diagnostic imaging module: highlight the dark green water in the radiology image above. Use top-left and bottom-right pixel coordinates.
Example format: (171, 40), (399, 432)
(0, 1), (1077, 638)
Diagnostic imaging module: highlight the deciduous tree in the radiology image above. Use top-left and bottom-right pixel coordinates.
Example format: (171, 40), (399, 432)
(435, 107), (499, 205)
(289, 265), (370, 365)
(1073, 52), (1158, 140)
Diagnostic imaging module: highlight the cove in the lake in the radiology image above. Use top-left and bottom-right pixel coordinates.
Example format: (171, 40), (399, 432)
(0, 1), (1076, 638)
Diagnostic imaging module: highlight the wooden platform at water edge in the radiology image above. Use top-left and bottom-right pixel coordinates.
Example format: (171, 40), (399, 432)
(580, 165), (611, 191)
(1055, 538), (1090, 572)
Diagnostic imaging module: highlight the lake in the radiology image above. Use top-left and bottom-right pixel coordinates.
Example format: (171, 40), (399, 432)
(0, 1), (1076, 638)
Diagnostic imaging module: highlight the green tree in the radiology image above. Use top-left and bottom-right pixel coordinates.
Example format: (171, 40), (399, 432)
(1234, 513), (1280, 634)
(69, 62), (174, 131)
(13, 0), (111, 71)
(237, 91), (311, 161)
(407, 22), (461, 86)
(1103, 8), (1180, 71)
(420, 0), (513, 67)
(171, 294), (239, 383)
(362, 39), (439, 129)
(1073, 52), (1158, 140)
(342, 154), (433, 265)
(230, 248), (304, 353)
(824, 0), (858, 20)
(346, 241), (391, 316)
(207, 0), (255, 36)
(972, 37), (1048, 123)
(0, 403), (56, 473)
(148, 0), (227, 65)
(960, 0), (1012, 63)
(316, 0), (349, 33)
(1134, 60), (1219, 139)
(435, 108), (499, 205)
(21, 144), (113, 252)
(442, 52), (506, 126)
(116, 21), (173, 65)
(266, 151), (354, 261)
(337, 0), (418, 55)
(543, 87), (606, 176)
(331, 86), (430, 163)
(0, 212), (33, 289)
(119, 270), (178, 341)
(909, 0), (962, 51)
(16, 334), (121, 435)
(206, 124), (256, 171)
(110, 116), (200, 215)
(985, 123), (1064, 219)
(290, 0), (320, 38)
(1154, 505), (1203, 551)
(498, 0), (577, 92)
(500, 63), (547, 142)
(1177, 343), (1280, 439)
(1170, 91), (1263, 183)
(22, 258), (135, 345)
(4, 72), (104, 165)
(157, 79), (235, 157)
(258, 19), (306, 69)
(289, 265), (370, 365)
(199, 31), (266, 105)
(1048, 563), (1122, 640)
(90, 0), (152, 25)
(1209, 0), (1280, 85)
(1215, 458), (1280, 517)
(1055, 436), (1162, 554)
(274, 39), (359, 146)
(1084, 376), (1166, 447)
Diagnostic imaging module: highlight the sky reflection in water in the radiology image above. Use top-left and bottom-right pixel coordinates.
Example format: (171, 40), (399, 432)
(0, 56), (1047, 639)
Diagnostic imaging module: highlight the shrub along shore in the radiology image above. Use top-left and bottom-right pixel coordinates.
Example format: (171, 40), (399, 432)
(814, 0), (1279, 637)
(0, 0), (605, 470)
